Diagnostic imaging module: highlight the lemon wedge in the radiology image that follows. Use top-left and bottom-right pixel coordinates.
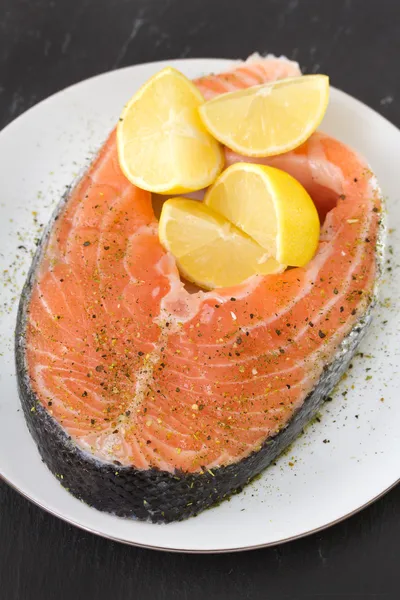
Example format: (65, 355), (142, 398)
(199, 75), (329, 157)
(159, 198), (284, 289)
(205, 163), (320, 267)
(117, 67), (223, 194)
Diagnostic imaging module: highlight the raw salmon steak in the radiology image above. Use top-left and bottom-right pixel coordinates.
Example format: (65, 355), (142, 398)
(16, 56), (383, 523)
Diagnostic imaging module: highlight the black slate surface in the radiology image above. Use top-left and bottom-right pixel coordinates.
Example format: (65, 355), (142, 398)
(0, 0), (399, 598)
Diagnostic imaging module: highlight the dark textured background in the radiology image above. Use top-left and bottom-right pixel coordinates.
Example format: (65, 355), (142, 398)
(0, 0), (399, 598)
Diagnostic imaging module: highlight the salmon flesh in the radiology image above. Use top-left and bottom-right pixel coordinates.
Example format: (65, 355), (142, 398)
(15, 56), (383, 523)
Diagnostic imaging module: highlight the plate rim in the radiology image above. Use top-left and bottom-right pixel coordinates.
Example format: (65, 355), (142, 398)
(1, 56), (399, 140)
(1, 470), (398, 554)
(0, 56), (399, 553)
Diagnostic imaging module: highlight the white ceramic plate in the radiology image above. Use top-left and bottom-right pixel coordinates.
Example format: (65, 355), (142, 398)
(0, 58), (399, 553)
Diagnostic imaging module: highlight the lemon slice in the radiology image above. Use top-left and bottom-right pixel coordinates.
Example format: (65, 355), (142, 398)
(199, 75), (329, 157)
(117, 67), (223, 194)
(159, 198), (284, 289)
(205, 163), (320, 267)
